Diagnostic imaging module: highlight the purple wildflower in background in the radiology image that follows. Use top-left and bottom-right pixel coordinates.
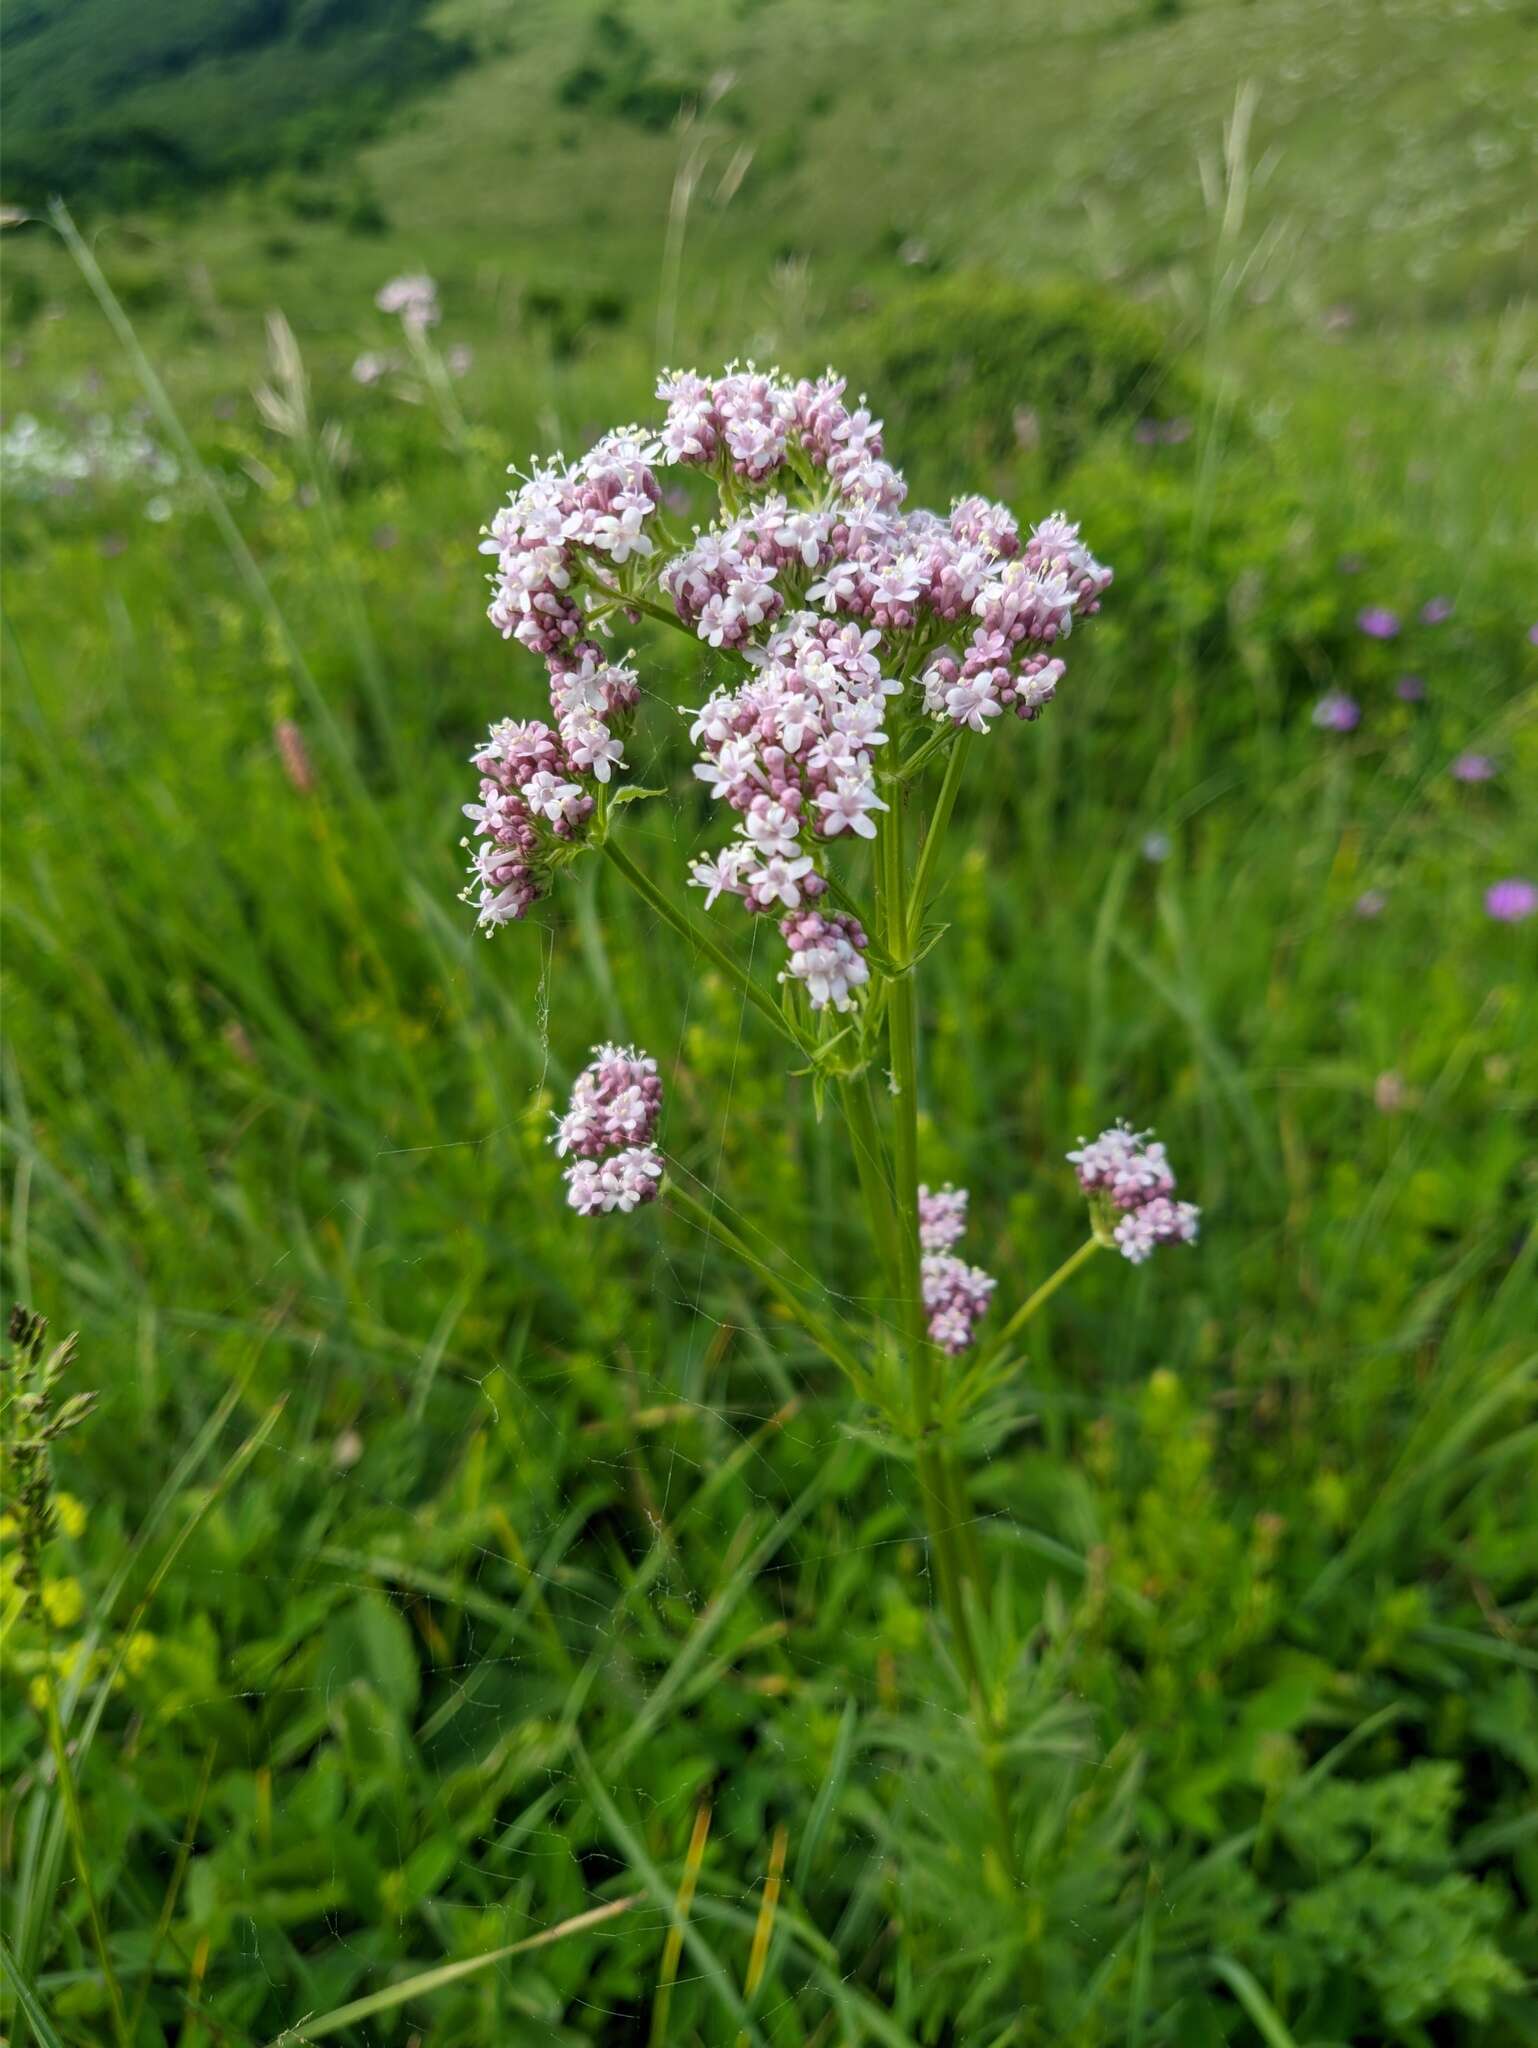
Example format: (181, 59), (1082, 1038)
(1528, 623), (1538, 647)
(1354, 890), (1387, 919)
(1485, 879), (1537, 924)
(1420, 596), (1453, 624)
(1395, 675), (1426, 702)
(1312, 692), (1361, 732)
(1451, 753), (1496, 784)
(1141, 831), (1172, 864)
(1356, 607), (1400, 640)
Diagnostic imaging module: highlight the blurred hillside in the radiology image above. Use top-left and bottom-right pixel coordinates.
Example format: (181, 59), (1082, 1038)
(5, 0), (1536, 366)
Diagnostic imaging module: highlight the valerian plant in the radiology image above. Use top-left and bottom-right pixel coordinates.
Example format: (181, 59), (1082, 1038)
(460, 361), (1199, 1855)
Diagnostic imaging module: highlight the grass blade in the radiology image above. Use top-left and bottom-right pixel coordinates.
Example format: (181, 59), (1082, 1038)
(1209, 1956), (1300, 2048)
(649, 1802), (712, 2048)
(1, 1932), (67, 2048)
(266, 1895), (638, 2043)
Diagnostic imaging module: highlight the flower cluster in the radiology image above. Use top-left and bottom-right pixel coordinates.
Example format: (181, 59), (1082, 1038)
(658, 364), (893, 498)
(1068, 1122), (1201, 1264)
(483, 433), (663, 657)
(376, 273), (440, 333)
(461, 718), (595, 928)
(684, 611), (893, 954)
(778, 908), (871, 1012)
(467, 358), (1110, 1008)
(552, 1045), (664, 1215)
(918, 1183), (995, 1353)
(917, 512), (1109, 731)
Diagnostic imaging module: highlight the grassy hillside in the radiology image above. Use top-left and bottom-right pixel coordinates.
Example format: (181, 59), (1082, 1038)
(0, 0), (467, 207)
(2, 2), (1535, 2043)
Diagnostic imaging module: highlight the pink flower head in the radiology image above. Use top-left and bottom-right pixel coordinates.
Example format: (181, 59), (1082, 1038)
(1113, 1197), (1201, 1265)
(916, 1182), (993, 1351)
(1068, 1121), (1200, 1263)
(554, 1045), (665, 1216)
(1356, 607), (1400, 640)
(1485, 879), (1537, 924)
(1395, 675), (1426, 702)
(1420, 596), (1453, 624)
(552, 1044), (663, 1158)
(376, 273), (439, 332)
(918, 1184), (969, 1253)
(1312, 692), (1361, 733)
(778, 908), (870, 1012)
(565, 1148), (663, 1216)
(1450, 753), (1497, 784)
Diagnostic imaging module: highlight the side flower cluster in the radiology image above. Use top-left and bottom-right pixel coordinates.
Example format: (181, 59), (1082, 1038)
(1067, 1122), (1200, 1264)
(461, 718), (597, 928)
(918, 1183), (995, 1354)
(551, 1045), (664, 1215)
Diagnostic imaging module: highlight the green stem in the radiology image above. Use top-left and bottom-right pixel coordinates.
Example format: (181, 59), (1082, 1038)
(600, 838), (809, 1056)
(836, 1077), (900, 1300)
(608, 587), (703, 642)
(664, 1180), (865, 1386)
(894, 721), (956, 784)
(983, 1237), (1102, 1365)
(907, 734), (971, 947)
(35, 1623), (131, 2048)
(870, 777), (1021, 1883)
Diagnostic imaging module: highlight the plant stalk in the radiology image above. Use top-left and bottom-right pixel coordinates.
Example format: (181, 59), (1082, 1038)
(982, 1236), (1102, 1365)
(600, 838), (808, 1055)
(865, 773), (1023, 1882)
(664, 1180), (864, 1385)
(34, 1626), (131, 2048)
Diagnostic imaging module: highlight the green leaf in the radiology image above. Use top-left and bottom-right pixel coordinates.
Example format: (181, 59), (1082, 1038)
(263, 1895), (639, 2043)
(0, 1932), (67, 2048)
(320, 1594), (420, 1716)
(1209, 1957), (1300, 2048)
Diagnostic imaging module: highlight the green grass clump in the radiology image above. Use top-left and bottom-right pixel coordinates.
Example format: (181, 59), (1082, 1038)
(2, 1), (1536, 2041)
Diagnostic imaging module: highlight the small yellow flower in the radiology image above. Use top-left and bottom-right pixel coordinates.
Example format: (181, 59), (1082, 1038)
(54, 1493), (88, 1540)
(29, 1673), (55, 1711)
(123, 1630), (158, 1676)
(0, 1512), (18, 1541)
(41, 1577), (84, 1628)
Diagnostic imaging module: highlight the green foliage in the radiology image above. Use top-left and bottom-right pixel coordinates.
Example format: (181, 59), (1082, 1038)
(555, 6), (700, 134)
(843, 272), (1203, 479)
(0, 0), (468, 208)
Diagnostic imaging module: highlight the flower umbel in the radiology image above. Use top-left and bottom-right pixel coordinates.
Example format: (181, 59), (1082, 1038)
(1068, 1122), (1201, 1263)
(466, 358), (1110, 1011)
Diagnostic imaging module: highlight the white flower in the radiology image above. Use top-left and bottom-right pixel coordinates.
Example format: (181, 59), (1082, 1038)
(688, 846), (753, 908)
(747, 855), (815, 909)
(945, 676), (1003, 732)
(815, 774), (888, 839)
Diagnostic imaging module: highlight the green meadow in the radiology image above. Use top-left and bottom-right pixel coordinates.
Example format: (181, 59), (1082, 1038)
(2, 1), (1535, 2042)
